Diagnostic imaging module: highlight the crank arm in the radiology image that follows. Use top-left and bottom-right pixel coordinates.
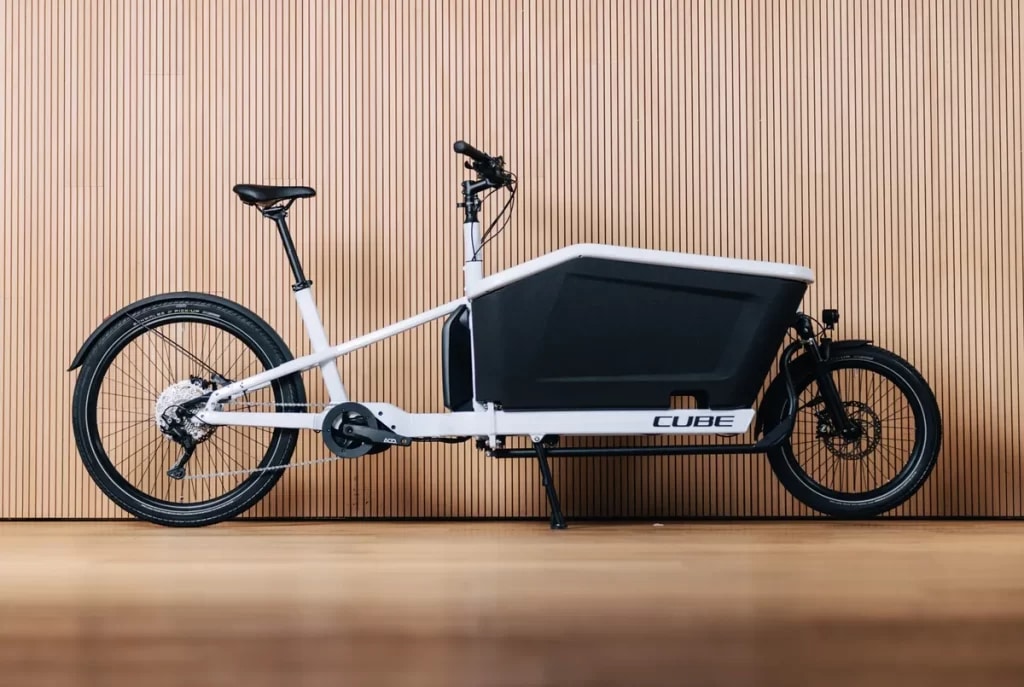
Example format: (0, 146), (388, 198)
(342, 425), (413, 447)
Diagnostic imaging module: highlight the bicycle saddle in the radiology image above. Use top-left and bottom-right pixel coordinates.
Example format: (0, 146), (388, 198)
(232, 184), (316, 206)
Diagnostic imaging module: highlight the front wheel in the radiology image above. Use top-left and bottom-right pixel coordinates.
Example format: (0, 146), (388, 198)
(763, 344), (942, 518)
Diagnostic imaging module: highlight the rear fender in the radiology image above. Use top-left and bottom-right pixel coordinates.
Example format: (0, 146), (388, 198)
(67, 291), (264, 371)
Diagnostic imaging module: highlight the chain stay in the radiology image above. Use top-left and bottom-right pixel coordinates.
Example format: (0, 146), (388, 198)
(221, 401), (334, 409)
(180, 399), (343, 480)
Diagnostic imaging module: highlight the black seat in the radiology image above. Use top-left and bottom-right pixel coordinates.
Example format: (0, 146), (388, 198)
(232, 184), (316, 206)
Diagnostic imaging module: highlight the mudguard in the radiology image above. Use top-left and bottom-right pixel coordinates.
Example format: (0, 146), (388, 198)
(67, 291), (272, 371)
(754, 339), (873, 438)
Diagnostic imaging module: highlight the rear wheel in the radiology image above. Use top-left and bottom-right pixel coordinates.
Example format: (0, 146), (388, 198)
(763, 345), (941, 518)
(70, 294), (306, 526)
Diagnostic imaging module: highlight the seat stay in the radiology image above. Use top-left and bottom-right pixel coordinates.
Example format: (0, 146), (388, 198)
(204, 297), (469, 406)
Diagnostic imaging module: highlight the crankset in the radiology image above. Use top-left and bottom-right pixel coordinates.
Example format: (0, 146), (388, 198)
(322, 402), (412, 458)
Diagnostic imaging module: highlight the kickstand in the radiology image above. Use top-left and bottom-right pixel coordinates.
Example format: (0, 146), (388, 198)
(533, 440), (567, 529)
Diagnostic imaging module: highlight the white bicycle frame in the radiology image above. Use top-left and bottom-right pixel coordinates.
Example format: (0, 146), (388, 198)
(194, 216), (815, 446)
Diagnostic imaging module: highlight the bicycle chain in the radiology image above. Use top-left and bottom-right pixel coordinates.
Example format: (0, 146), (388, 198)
(220, 401), (334, 409)
(179, 400), (348, 481)
(179, 453), (350, 480)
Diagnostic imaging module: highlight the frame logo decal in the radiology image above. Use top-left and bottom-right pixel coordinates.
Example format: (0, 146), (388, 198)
(653, 415), (735, 428)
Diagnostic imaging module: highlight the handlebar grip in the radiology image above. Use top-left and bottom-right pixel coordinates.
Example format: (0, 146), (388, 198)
(453, 139), (492, 164)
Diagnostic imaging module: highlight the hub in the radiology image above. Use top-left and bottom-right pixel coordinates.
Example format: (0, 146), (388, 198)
(817, 401), (882, 460)
(154, 378), (215, 444)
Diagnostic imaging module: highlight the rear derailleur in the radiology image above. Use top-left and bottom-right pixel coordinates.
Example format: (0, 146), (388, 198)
(156, 375), (218, 480)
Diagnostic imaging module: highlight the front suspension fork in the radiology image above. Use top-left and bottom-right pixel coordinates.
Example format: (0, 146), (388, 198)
(793, 314), (859, 439)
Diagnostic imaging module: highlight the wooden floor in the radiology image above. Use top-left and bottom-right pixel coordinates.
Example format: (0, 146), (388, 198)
(2, 521), (1024, 686)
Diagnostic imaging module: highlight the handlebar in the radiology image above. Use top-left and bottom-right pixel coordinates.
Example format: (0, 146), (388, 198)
(453, 139), (514, 190)
(453, 140), (491, 164)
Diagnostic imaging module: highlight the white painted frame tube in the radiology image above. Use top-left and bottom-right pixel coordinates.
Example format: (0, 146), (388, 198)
(195, 407), (755, 438)
(293, 286), (347, 402)
(205, 297), (468, 405)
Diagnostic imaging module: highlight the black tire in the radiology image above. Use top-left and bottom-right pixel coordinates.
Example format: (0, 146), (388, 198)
(71, 294), (306, 526)
(762, 344), (941, 518)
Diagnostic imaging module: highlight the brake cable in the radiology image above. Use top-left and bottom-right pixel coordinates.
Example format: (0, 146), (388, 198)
(473, 176), (518, 259)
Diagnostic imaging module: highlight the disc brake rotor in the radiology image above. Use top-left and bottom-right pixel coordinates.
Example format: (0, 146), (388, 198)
(819, 400), (882, 460)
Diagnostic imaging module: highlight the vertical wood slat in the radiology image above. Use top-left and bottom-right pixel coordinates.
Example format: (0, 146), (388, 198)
(1, 0), (1021, 519)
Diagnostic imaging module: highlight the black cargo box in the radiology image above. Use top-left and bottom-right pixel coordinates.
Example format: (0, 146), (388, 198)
(466, 256), (807, 411)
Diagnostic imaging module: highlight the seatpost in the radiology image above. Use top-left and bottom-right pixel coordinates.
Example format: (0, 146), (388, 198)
(262, 205), (311, 291)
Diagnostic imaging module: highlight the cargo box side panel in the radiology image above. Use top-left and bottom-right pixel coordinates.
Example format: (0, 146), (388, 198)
(471, 257), (806, 410)
(441, 305), (474, 411)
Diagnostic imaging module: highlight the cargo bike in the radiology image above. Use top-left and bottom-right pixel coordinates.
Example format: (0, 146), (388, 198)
(69, 141), (942, 528)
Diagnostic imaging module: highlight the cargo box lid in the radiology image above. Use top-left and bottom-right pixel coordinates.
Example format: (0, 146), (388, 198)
(467, 243), (815, 299)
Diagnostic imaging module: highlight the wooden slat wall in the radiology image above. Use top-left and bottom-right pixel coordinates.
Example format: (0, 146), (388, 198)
(1, 0), (1021, 519)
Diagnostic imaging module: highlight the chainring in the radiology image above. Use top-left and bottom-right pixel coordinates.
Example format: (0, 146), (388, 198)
(321, 402), (389, 458)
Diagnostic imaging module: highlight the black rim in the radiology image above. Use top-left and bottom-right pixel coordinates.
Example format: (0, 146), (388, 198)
(785, 358), (925, 501)
(83, 313), (293, 510)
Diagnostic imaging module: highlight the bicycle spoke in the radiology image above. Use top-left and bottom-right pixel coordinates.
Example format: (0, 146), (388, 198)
(128, 335), (173, 389)
(109, 360), (160, 397)
(101, 390), (158, 404)
(858, 456), (870, 490)
(130, 441), (170, 486)
(209, 338), (244, 378)
(99, 418), (153, 426)
(96, 406), (151, 416)
(223, 345), (253, 380)
(875, 443), (907, 473)
(125, 312), (228, 381)
(119, 434), (168, 473)
(207, 435), (259, 471)
(201, 443), (232, 492)
(102, 419), (154, 440)
(108, 425), (162, 455)
(149, 333), (180, 386)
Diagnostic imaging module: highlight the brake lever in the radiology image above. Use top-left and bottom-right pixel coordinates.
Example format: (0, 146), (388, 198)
(465, 156), (512, 188)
